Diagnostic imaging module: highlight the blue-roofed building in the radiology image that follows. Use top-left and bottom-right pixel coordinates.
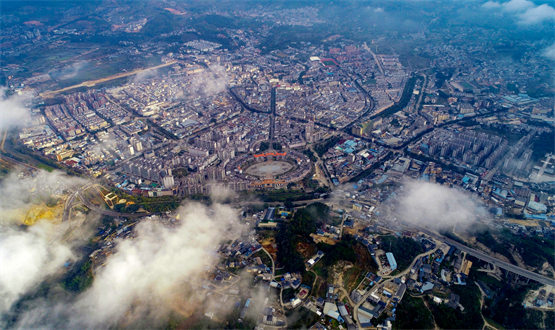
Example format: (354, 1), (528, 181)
(420, 282), (434, 293)
(528, 201), (547, 213)
(493, 188), (508, 199)
(376, 175), (388, 184)
(386, 252), (397, 271)
(264, 207), (275, 220)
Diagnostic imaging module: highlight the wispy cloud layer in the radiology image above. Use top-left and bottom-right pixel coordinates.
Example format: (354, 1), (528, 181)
(393, 180), (486, 231)
(482, 0), (555, 25)
(9, 201), (242, 329)
(542, 43), (555, 61)
(0, 88), (32, 132)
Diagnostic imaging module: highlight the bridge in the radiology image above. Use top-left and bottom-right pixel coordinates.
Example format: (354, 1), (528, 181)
(413, 224), (555, 287)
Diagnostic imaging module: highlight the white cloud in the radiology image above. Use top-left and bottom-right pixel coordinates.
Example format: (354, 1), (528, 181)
(393, 180), (486, 231)
(482, 0), (555, 25)
(482, 1), (502, 9)
(0, 170), (87, 221)
(0, 170), (89, 315)
(0, 221), (74, 313)
(542, 43), (555, 61)
(56, 61), (89, 81)
(131, 67), (159, 83)
(13, 202), (244, 329)
(518, 4), (555, 25)
(502, 0), (534, 12)
(374, 7), (385, 13)
(0, 88), (32, 132)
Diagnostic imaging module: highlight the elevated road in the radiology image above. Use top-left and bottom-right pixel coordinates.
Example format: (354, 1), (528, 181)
(413, 224), (555, 286)
(62, 188), (82, 222)
(62, 183), (155, 223)
(76, 189), (151, 218)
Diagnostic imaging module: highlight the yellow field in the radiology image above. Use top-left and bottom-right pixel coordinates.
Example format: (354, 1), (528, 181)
(6, 202), (65, 226)
(507, 218), (541, 227)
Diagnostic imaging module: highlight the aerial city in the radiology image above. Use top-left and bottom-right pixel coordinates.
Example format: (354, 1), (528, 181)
(0, 0), (554, 329)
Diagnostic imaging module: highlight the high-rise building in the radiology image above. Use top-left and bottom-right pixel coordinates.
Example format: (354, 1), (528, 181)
(162, 175), (175, 189)
(134, 140), (143, 152)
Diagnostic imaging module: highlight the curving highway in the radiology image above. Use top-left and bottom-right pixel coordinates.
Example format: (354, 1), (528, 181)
(63, 183), (154, 223)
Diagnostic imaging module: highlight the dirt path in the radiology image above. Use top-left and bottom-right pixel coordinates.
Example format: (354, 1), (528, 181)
(310, 270), (319, 290)
(381, 239), (441, 279)
(338, 286), (355, 306)
(262, 247), (275, 279)
(420, 296), (440, 330)
(477, 284), (494, 330)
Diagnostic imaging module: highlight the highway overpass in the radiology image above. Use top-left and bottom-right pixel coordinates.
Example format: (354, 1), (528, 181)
(413, 224), (555, 287)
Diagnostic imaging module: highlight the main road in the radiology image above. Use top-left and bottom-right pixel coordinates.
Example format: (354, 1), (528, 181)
(363, 42), (385, 77)
(270, 87), (276, 141)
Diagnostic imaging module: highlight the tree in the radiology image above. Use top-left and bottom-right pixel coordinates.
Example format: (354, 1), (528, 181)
(114, 203), (126, 212)
(275, 204), (323, 274)
(284, 200), (294, 209)
(126, 204), (141, 212)
(259, 142), (270, 151)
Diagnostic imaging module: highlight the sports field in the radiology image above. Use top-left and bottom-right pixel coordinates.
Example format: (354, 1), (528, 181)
(244, 161), (294, 177)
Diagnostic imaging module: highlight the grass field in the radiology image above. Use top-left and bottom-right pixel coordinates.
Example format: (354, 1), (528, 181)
(302, 271), (316, 287)
(475, 272), (504, 289)
(484, 316), (506, 330)
(36, 163), (54, 172)
(275, 268), (286, 276)
(314, 277), (327, 298)
(460, 82), (475, 90)
(311, 258), (327, 277)
(288, 305), (320, 329)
